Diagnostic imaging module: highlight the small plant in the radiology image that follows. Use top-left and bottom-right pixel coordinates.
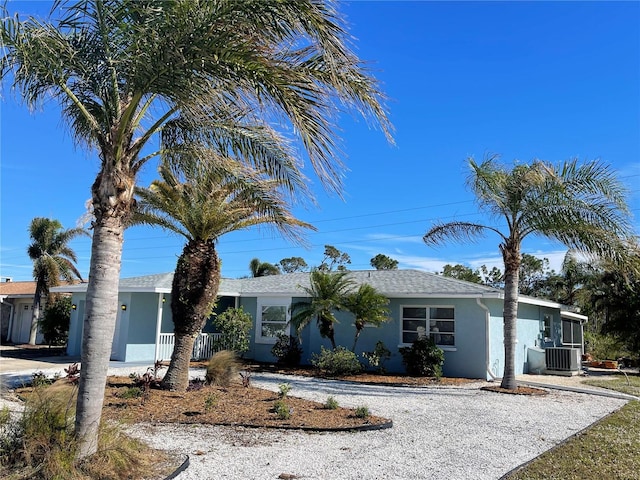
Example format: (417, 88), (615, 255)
(399, 336), (445, 377)
(205, 350), (239, 386)
(355, 405), (370, 419)
(311, 346), (363, 376)
(273, 399), (291, 420)
(362, 340), (391, 373)
(324, 396), (339, 410)
(278, 383), (292, 398)
(31, 371), (53, 387)
(239, 370), (252, 387)
(64, 363), (80, 384)
(271, 333), (303, 366)
(118, 386), (143, 399)
(204, 393), (218, 411)
(187, 378), (206, 392)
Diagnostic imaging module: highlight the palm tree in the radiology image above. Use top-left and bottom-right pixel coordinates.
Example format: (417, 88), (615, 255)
(343, 284), (390, 352)
(290, 269), (355, 349)
(423, 155), (633, 390)
(134, 158), (312, 391)
(26, 217), (87, 345)
(249, 258), (280, 277)
(1, 0), (391, 457)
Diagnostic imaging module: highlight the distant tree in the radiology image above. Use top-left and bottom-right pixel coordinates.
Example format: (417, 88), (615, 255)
(27, 217), (87, 345)
(279, 257), (309, 273)
(370, 254), (399, 270)
(344, 284), (390, 351)
(290, 270), (355, 349)
(424, 156), (633, 390)
(441, 264), (482, 283)
(518, 254), (551, 296)
(479, 265), (504, 288)
(319, 245), (351, 271)
(249, 258), (281, 277)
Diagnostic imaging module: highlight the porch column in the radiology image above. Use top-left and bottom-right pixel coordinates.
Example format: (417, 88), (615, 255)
(154, 294), (164, 362)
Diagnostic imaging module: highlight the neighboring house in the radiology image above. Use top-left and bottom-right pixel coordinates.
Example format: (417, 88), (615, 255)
(54, 270), (586, 379)
(0, 280), (43, 344)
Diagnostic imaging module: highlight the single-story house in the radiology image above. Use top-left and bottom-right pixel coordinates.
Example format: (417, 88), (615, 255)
(0, 280), (44, 344)
(54, 269), (586, 379)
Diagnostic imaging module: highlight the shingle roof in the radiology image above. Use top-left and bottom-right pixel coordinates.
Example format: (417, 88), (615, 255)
(55, 269), (503, 298)
(0, 281), (37, 296)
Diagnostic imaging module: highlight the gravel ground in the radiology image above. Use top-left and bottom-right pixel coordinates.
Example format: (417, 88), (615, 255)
(122, 373), (628, 480)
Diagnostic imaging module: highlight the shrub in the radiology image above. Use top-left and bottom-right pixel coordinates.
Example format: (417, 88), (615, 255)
(355, 406), (370, 419)
(585, 331), (630, 361)
(271, 333), (303, 366)
(399, 336), (444, 377)
(278, 383), (292, 398)
(204, 393), (218, 411)
(324, 396), (339, 410)
(39, 295), (71, 346)
(118, 386), (143, 399)
(205, 350), (239, 386)
(362, 340), (391, 373)
(311, 346), (362, 376)
(212, 307), (253, 355)
(273, 400), (291, 420)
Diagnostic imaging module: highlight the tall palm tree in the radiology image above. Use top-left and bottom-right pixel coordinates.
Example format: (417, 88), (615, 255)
(134, 158), (312, 391)
(344, 284), (390, 352)
(1, 0), (391, 457)
(290, 269), (355, 349)
(423, 156), (633, 390)
(26, 217), (87, 345)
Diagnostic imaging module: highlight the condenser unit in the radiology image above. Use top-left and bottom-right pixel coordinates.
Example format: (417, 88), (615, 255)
(545, 347), (581, 371)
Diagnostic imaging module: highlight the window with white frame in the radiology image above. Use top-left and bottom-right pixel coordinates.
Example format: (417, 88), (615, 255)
(256, 298), (290, 344)
(401, 306), (455, 346)
(542, 314), (552, 341)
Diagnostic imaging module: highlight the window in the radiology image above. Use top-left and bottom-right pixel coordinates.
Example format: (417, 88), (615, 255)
(542, 314), (552, 341)
(562, 319), (582, 347)
(401, 306), (455, 346)
(256, 298), (290, 344)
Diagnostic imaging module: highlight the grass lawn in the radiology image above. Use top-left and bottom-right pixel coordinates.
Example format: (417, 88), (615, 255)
(506, 373), (640, 480)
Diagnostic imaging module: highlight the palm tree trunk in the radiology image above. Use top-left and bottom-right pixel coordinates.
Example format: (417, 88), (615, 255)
(75, 214), (125, 458)
(500, 241), (521, 390)
(352, 327), (363, 352)
(28, 278), (46, 345)
(161, 239), (220, 392)
(162, 332), (197, 391)
(75, 163), (134, 459)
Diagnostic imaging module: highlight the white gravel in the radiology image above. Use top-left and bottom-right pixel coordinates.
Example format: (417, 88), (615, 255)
(122, 373), (628, 480)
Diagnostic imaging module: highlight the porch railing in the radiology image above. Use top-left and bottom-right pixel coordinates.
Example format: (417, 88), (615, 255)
(157, 332), (225, 362)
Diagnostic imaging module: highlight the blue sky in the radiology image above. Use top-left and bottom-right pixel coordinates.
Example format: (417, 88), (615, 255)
(1, 1), (639, 282)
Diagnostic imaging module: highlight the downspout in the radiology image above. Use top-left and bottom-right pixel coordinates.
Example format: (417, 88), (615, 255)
(154, 294), (164, 362)
(477, 297), (498, 381)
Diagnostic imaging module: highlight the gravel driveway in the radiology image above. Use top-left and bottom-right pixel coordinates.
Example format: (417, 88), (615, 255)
(125, 373), (628, 480)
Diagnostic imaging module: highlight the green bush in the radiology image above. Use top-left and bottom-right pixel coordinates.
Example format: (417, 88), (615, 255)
(271, 333), (303, 366)
(278, 383), (292, 398)
(39, 295), (71, 346)
(354, 406), (370, 419)
(212, 307), (253, 355)
(273, 400), (291, 420)
(585, 331), (631, 361)
(311, 346), (362, 376)
(399, 336), (444, 377)
(324, 396), (339, 410)
(205, 350), (239, 386)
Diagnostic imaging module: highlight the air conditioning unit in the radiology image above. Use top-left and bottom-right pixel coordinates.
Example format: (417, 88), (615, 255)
(545, 347), (581, 371)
